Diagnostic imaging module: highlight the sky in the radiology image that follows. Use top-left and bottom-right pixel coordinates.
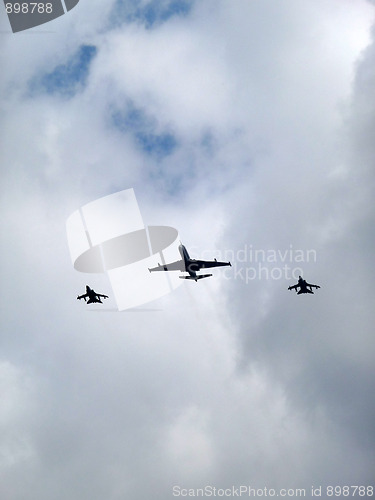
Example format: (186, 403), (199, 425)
(1, 1), (375, 499)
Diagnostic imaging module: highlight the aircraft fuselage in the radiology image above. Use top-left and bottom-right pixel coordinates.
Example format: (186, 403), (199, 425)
(179, 244), (198, 277)
(297, 279), (314, 294)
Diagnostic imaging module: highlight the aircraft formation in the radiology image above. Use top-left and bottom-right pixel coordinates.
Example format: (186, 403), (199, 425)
(76, 243), (320, 305)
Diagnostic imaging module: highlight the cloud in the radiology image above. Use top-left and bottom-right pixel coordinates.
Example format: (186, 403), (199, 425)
(219, 0), (375, 480)
(1, 0), (375, 498)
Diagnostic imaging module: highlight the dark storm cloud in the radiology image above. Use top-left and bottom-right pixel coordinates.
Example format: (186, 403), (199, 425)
(224, 7), (375, 485)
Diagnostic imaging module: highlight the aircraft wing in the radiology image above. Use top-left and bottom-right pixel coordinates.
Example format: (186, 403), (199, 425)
(97, 294), (109, 299)
(149, 259), (185, 272)
(288, 284), (298, 291)
(194, 259), (231, 270)
(77, 293), (88, 300)
(306, 283), (320, 289)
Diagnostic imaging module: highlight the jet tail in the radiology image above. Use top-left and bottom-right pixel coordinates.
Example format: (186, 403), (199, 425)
(179, 274), (212, 281)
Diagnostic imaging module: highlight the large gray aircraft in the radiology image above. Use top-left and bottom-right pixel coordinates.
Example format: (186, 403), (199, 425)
(77, 285), (109, 304)
(149, 243), (231, 282)
(288, 276), (320, 294)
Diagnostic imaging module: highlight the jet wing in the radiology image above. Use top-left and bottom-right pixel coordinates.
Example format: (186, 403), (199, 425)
(288, 284), (298, 291)
(149, 259), (185, 272)
(77, 293), (89, 300)
(97, 294), (109, 299)
(306, 283), (320, 289)
(193, 259), (231, 270)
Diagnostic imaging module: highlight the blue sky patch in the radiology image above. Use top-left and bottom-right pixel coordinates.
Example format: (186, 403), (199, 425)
(136, 131), (177, 157)
(112, 103), (178, 159)
(109, 0), (193, 29)
(32, 45), (97, 97)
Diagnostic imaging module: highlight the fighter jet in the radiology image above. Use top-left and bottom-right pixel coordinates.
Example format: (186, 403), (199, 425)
(77, 285), (109, 304)
(148, 243), (231, 281)
(288, 276), (320, 294)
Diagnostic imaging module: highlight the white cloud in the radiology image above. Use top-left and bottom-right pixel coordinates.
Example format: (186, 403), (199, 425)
(1, 0), (374, 497)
